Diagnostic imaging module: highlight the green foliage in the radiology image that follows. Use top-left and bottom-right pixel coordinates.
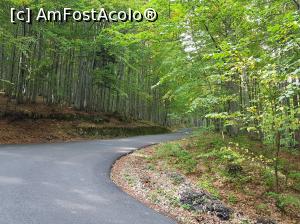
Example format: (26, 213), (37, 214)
(155, 143), (197, 174)
(181, 203), (192, 210)
(267, 192), (300, 212)
(197, 176), (220, 199)
(0, 2), (299, 218)
(289, 171), (300, 191)
(1, 0), (299, 140)
(196, 146), (245, 166)
(262, 168), (275, 190)
(152, 129), (300, 219)
(123, 174), (136, 187)
(228, 193), (238, 205)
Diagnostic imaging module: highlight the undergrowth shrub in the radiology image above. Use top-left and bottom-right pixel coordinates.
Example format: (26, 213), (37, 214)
(262, 168), (275, 190)
(197, 175), (220, 198)
(155, 143), (197, 174)
(197, 146), (244, 163)
(289, 171), (300, 191)
(267, 192), (300, 213)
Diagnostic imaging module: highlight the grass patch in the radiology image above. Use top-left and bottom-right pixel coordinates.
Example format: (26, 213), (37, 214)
(154, 143), (197, 174)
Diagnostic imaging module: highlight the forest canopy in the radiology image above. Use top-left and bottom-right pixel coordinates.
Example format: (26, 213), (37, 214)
(0, 0), (299, 148)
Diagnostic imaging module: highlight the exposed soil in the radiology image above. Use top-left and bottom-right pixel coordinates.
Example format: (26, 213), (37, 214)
(0, 119), (80, 144)
(0, 95), (169, 144)
(111, 145), (298, 224)
(111, 146), (251, 224)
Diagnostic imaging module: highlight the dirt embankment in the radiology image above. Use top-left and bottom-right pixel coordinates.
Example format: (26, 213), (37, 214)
(111, 142), (299, 224)
(0, 95), (170, 144)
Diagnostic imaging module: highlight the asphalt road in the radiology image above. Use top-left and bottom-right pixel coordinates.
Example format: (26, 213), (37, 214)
(0, 130), (189, 224)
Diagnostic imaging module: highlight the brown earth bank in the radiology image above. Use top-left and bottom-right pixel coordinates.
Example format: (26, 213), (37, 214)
(0, 95), (170, 144)
(111, 136), (300, 224)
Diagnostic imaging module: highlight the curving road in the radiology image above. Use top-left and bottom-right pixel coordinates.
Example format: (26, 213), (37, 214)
(0, 131), (189, 224)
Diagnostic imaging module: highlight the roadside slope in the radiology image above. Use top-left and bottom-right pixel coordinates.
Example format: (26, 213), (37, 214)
(0, 95), (170, 144)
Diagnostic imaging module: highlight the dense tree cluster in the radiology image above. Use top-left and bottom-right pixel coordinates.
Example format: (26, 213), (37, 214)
(0, 0), (169, 124)
(0, 0), (299, 154)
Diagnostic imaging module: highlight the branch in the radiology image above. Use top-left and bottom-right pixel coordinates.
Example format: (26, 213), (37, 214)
(203, 23), (222, 52)
(292, 0), (300, 10)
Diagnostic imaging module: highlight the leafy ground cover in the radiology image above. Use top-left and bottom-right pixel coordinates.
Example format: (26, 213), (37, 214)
(112, 129), (300, 224)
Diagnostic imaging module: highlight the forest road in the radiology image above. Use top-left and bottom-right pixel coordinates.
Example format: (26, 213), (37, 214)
(0, 130), (190, 224)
